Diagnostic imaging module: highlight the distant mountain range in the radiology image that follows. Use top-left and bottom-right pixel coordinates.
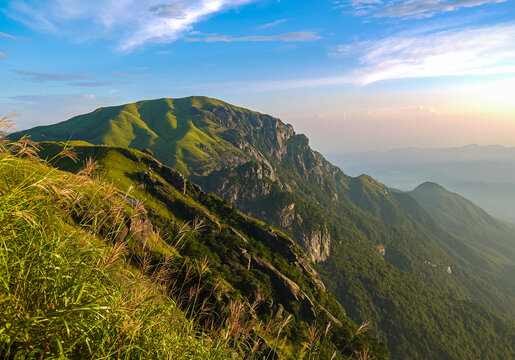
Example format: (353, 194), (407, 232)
(328, 145), (515, 223)
(11, 97), (515, 359)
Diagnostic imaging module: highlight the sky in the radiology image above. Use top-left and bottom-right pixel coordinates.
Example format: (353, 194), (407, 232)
(1, 0), (515, 154)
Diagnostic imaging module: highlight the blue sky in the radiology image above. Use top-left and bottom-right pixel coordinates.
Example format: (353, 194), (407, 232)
(2, 0), (515, 153)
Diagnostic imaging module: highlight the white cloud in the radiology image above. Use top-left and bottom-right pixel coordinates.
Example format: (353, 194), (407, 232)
(10, 69), (120, 87)
(6, 0), (256, 52)
(69, 81), (113, 87)
(337, 0), (506, 19)
(0, 52), (8, 58)
(108, 71), (150, 78)
(332, 23), (515, 84)
(253, 75), (353, 91)
(411, 105), (440, 115)
(257, 19), (286, 29)
(225, 22), (515, 91)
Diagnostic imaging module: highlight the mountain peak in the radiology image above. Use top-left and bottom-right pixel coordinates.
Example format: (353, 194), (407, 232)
(413, 181), (446, 193)
(409, 181), (501, 232)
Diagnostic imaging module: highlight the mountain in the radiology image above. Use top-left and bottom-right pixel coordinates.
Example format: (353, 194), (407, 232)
(12, 96), (515, 359)
(408, 182), (515, 288)
(328, 145), (515, 223)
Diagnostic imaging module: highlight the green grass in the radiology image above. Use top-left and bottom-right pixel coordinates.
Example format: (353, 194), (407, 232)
(0, 150), (236, 359)
(0, 136), (388, 359)
(409, 182), (515, 266)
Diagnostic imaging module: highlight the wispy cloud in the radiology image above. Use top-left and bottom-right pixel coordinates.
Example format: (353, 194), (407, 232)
(331, 23), (515, 84)
(337, 0), (506, 19)
(257, 19), (286, 29)
(213, 22), (515, 91)
(6, 0), (256, 52)
(180, 74), (354, 93)
(11, 69), (93, 82)
(0, 31), (18, 40)
(200, 31), (321, 42)
(252, 75), (353, 91)
(6, 1), (57, 31)
(156, 50), (172, 55)
(11, 69), (150, 86)
(10, 69), (117, 87)
(0, 32), (17, 59)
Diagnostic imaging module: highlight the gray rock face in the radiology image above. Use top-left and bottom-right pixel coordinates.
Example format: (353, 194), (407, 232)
(300, 227), (331, 263)
(131, 149), (335, 326)
(187, 107), (339, 263)
(279, 203), (295, 228)
(129, 214), (153, 244)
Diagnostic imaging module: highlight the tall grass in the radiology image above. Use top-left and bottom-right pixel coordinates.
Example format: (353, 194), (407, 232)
(0, 120), (236, 359)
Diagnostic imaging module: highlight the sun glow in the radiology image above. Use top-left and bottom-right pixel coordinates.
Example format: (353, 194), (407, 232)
(451, 77), (515, 121)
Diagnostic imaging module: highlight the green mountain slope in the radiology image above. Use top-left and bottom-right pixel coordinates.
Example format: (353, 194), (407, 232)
(13, 96), (515, 359)
(12, 97), (252, 177)
(32, 142), (388, 359)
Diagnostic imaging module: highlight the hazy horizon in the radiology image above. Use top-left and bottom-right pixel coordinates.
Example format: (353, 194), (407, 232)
(329, 145), (515, 223)
(328, 143), (515, 155)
